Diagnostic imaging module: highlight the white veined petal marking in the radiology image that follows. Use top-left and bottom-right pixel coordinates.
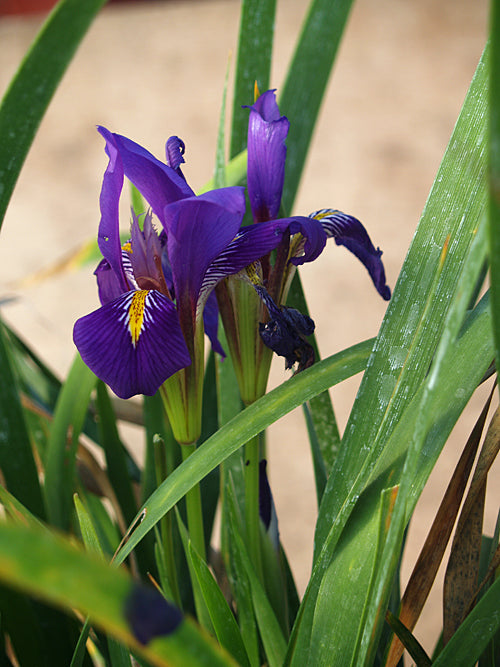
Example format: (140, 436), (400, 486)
(127, 290), (149, 347)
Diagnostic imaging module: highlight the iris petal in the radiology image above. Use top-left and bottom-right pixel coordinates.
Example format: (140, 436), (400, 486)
(199, 216), (327, 306)
(165, 136), (186, 175)
(97, 128), (129, 294)
(246, 90), (290, 222)
(203, 291), (225, 357)
(95, 258), (126, 305)
(98, 127), (194, 227)
(256, 284), (315, 372)
(165, 187), (246, 313)
(73, 290), (191, 399)
(310, 209), (391, 300)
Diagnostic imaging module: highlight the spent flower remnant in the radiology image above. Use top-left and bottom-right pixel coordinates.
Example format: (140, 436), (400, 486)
(216, 89), (391, 402)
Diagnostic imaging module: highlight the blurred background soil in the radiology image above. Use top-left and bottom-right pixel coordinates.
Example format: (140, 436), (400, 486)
(0, 0), (497, 660)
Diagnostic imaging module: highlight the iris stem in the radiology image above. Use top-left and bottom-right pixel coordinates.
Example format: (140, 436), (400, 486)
(181, 442), (207, 562)
(244, 433), (263, 582)
(154, 435), (181, 606)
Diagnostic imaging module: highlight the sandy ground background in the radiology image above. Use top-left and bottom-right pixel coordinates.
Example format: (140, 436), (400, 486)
(0, 0), (498, 661)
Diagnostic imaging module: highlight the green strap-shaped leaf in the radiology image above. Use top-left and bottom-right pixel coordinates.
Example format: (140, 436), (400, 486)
(279, 0), (355, 213)
(0, 0), (108, 229)
(227, 488), (287, 667)
(74, 495), (133, 667)
(432, 575), (500, 667)
(0, 522), (236, 667)
(116, 338), (372, 564)
(0, 318), (44, 518)
(286, 271), (342, 476)
(315, 45), (490, 567)
(187, 538), (251, 667)
(490, 0), (500, 392)
(230, 0), (277, 158)
(287, 45), (492, 666)
(95, 382), (137, 527)
(44, 353), (97, 529)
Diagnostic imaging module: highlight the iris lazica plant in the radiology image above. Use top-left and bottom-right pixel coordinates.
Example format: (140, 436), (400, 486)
(213, 88), (390, 579)
(73, 92), (389, 574)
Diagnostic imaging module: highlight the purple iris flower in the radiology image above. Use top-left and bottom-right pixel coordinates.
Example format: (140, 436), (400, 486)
(73, 127), (326, 400)
(236, 90), (391, 373)
(246, 89), (390, 299)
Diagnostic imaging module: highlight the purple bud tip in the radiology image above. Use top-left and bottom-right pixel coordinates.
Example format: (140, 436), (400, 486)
(258, 459), (272, 530)
(125, 584), (183, 645)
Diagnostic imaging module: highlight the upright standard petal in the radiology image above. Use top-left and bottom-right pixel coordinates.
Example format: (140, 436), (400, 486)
(165, 187), (246, 314)
(98, 127), (194, 227)
(97, 128), (129, 295)
(73, 290), (191, 399)
(310, 209), (391, 300)
(246, 90), (290, 223)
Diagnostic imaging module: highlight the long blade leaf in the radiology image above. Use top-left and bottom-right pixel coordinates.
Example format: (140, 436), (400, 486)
(0, 0), (108, 229)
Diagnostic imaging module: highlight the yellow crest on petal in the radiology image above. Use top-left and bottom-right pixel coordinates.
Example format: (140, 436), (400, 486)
(128, 290), (148, 347)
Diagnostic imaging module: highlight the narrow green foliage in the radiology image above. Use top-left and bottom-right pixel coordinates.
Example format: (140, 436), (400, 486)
(433, 575), (500, 667)
(286, 271), (342, 471)
(187, 540), (251, 667)
(489, 0), (500, 393)
(0, 522), (236, 667)
(302, 403), (327, 506)
(385, 611), (432, 667)
(74, 493), (104, 556)
(176, 510), (213, 633)
(279, 0), (355, 212)
(227, 487), (287, 667)
(230, 0), (277, 157)
(387, 387), (495, 666)
(0, 318), (44, 518)
(116, 339), (372, 564)
(214, 59), (231, 189)
(96, 382), (137, 526)
(288, 45), (493, 666)
(0, 0), (109, 229)
(44, 353), (97, 529)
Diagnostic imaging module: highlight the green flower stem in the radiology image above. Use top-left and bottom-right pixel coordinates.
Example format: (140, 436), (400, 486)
(154, 435), (181, 606)
(181, 443), (207, 562)
(244, 433), (263, 582)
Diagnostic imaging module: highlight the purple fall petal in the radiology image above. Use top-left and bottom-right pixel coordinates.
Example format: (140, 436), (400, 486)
(73, 290), (191, 399)
(311, 209), (391, 300)
(246, 90), (290, 223)
(200, 215), (327, 302)
(98, 127), (194, 227)
(165, 187), (246, 312)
